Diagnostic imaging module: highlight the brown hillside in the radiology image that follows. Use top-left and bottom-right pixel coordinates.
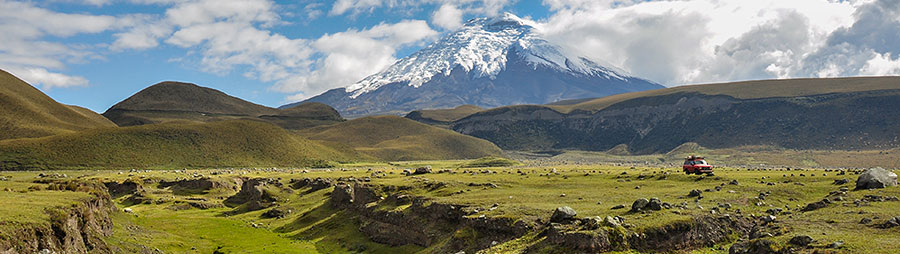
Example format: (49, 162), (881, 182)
(0, 69), (115, 140)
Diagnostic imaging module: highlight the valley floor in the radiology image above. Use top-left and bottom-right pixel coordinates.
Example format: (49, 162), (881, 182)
(2, 160), (899, 253)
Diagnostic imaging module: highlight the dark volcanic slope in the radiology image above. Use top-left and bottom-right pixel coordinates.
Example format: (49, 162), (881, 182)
(450, 77), (900, 154)
(104, 82), (342, 129)
(0, 69), (115, 140)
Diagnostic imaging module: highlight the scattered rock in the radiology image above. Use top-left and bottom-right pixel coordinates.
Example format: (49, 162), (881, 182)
(261, 207), (291, 218)
(833, 178), (850, 185)
(788, 235), (813, 246)
(855, 167), (898, 190)
(829, 241), (844, 249)
(859, 218), (873, 224)
(611, 204), (625, 210)
(688, 189), (702, 197)
(413, 166), (433, 175)
(878, 216), (900, 228)
(729, 239), (779, 254)
(761, 215), (776, 223)
(603, 216), (621, 227)
(631, 198), (650, 212)
(123, 208), (133, 213)
(551, 206), (577, 223)
(801, 199), (832, 212)
(647, 198), (663, 211)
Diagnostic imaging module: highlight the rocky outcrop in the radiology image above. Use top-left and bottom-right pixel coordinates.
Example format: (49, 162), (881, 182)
(322, 181), (755, 254)
(546, 215), (753, 253)
(326, 182), (532, 253)
(158, 177), (239, 193)
(104, 179), (143, 198)
(0, 181), (116, 254)
(224, 178), (282, 211)
(289, 177), (332, 192)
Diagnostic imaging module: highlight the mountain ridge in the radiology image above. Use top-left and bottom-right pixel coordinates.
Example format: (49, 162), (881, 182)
(445, 77), (900, 154)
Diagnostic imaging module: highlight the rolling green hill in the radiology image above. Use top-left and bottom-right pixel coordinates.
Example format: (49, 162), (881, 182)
(103, 82), (342, 129)
(0, 120), (367, 170)
(300, 116), (502, 161)
(405, 105), (483, 126)
(451, 77), (900, 154)
(0, 69), (116, 140)
(549, 76), (900, 113)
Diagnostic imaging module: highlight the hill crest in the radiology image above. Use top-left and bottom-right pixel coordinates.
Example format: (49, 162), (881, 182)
(0, 69), (115, 140)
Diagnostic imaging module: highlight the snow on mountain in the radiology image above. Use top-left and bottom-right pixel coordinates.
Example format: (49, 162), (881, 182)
(345, 13), (631, 98)
(286, 13), (663, 118)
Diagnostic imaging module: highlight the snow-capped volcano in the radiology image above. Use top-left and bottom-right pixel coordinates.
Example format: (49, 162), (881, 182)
(285, 13), (663, 117)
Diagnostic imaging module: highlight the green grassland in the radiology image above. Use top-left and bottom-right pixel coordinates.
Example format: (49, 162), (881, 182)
(405, 104), (485, 125)
(520, 144), (900, 168)
(0, 120), (368, 170)
(299, 116), (503, 161)
(3, 159), (899, 253)
(0, 70), (115, 140)
(549, 76), (900, 113)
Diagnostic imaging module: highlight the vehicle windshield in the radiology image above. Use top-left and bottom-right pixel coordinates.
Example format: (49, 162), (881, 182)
(696, 160), (707, 165)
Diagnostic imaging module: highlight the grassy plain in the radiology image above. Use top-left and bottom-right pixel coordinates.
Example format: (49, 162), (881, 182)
(2, 159), (899, 253)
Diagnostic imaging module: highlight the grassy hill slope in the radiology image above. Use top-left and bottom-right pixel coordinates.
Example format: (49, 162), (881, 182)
(0, 120), (367, 170)
(0, 69), (115, 140)
(405, 105), (483, 126)
(300, 116), (502, 161)
(103, 82), (342, 129)
(452, 77), (900, 153)
(551, 76), (900, 113)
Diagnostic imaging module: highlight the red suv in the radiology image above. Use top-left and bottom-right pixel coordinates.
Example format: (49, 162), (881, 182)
(683, 156), (713, 175)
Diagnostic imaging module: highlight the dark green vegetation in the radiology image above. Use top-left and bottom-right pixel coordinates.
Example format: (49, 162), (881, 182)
(0, 70), (115, 140)
(300, 116), (503, 161)
(458, 156), (520, 168)
(0, 120), (365, 170)
(447, 77), (900, 154)
(0, 72), (506, 170)
(3, 164), (899, 253)
(103, 81), (342, 129)
(405, 105), (484, 127)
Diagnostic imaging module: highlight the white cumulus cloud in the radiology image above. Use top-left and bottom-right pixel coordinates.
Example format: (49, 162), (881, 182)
(0, 0), (119, 89)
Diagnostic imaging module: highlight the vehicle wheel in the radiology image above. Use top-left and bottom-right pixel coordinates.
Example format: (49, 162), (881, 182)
(684, 170), (690, 175)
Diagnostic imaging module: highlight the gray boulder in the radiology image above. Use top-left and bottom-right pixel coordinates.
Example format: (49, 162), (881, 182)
(551, 206), (577, 223)
(414, 166), (433, 175)
(856, 167), (898, 190)
(603, 216), (621, 227)
(631, 198), (650, 212)
(789, 235), (814, 246)
(647, 198), (663, 211)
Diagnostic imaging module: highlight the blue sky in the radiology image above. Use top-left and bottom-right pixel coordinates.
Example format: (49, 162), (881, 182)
(2, 0), (898, 113)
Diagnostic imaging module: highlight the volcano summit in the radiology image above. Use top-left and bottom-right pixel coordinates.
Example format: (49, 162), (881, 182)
(285, 13), (663, 117)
